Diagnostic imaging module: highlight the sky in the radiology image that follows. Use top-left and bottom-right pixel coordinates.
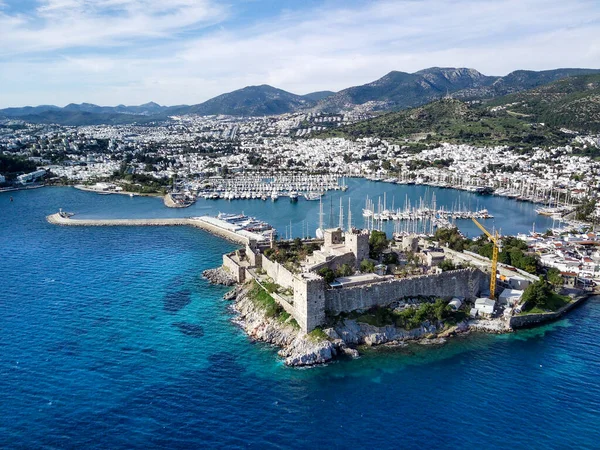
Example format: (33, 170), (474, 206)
(0, 0), (599, 108)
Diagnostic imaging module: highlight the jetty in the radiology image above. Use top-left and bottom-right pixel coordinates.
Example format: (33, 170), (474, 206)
(46, 213), (261, 245)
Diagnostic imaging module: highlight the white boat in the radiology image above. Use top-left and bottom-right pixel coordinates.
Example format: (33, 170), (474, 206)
(271, 191), (279, 201)
(303, 192), (322, 201)
(289, 191), (298, 202)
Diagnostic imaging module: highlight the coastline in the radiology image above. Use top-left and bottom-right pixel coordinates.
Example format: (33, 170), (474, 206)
(214, 270), (512, 367)
(208, 265), (592, 368)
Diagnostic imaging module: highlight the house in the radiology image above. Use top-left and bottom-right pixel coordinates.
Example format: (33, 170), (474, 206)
(474, 298), (495, 316)
(498, 288), (523, 306)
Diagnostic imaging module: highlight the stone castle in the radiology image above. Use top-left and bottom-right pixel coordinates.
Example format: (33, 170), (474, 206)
(223, 228), (485, 332)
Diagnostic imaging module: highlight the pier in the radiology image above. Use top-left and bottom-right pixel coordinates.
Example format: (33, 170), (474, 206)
(46, 213), (254, 245)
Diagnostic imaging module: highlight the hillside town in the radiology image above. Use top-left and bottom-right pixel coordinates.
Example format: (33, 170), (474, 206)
(2, 111), (600, 293)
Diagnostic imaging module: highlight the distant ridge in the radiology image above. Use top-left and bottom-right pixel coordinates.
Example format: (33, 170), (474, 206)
(1, 67), (599, 125)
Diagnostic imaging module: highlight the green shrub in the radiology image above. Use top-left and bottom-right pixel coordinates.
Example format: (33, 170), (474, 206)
(318, 267), (336, 283)
(360, 260), (376, 273)
(308, 327), (328, 341)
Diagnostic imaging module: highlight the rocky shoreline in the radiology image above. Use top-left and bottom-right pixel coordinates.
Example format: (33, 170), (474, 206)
(202, 267), (237, 286)
(216, 277), (511, 367)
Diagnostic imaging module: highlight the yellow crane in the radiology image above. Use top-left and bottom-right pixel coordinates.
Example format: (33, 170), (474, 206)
(472, 218), (502, 299)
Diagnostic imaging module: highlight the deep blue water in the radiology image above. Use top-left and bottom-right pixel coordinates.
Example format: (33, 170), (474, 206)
(1, 185), (598, 449)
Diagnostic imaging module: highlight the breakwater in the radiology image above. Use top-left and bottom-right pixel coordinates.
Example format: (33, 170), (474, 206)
(46, 213), (249, 245)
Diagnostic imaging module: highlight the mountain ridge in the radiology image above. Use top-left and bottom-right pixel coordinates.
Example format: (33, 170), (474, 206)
(2, 67), (600, 125)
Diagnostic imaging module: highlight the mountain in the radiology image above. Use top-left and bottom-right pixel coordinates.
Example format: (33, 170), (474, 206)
(10, 111), (162, 126)
(314, 67), (496, 112)
(170, 85), (317, 116)
(2, 67), (600, 125)
(0, 102), (169, 122)
(301, 91), (335, 102)
(319, 74), (600, 147)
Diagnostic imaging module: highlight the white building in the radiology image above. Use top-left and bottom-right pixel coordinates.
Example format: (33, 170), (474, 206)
(498, 289), (524, 306)
(474, 298), (496, 316)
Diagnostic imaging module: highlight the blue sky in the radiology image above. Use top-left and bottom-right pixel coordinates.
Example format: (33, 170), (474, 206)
(1, 0), (599, 107)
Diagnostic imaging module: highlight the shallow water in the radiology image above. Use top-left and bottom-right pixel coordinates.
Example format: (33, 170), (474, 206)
(0, 185), (597, 449)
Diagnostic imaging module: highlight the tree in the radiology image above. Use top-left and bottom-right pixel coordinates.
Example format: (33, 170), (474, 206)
(382, 252), (398, 265)
(369, 230), (389, 259)
(336, 264), (353, 277)
(318, 267), (336, 283)
(546, 268), (564, 288)
(522, 277), (552, 308)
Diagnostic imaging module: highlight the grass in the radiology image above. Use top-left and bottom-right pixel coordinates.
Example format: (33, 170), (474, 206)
(262, 281), (280, 294)
(248, 281), (283, 319)
(522, 292), (571, 314)
(335, 300), (464, 330)
(248, 281), (300, 329)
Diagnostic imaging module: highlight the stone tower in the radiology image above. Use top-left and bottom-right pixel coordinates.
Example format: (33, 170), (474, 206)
(345, 229), (370, 264)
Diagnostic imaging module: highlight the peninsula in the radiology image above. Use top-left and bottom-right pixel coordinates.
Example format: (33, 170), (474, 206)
(47, 209), (591, 366)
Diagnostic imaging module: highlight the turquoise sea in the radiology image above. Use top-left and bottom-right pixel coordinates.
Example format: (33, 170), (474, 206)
(1, 182), (598, 449)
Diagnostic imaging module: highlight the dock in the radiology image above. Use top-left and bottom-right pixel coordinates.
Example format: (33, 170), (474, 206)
(46, 213), (257, 245)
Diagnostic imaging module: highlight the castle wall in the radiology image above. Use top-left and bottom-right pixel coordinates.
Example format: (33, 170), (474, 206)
(223, 253), (245, 283)
(324, 268), (484, 315)
(246, 244), (261, 268)
(261, 255), (296, 289)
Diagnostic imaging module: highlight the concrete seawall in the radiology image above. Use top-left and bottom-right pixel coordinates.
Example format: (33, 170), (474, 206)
(509, 294), (590, 329)
(47, 213), (249, 245)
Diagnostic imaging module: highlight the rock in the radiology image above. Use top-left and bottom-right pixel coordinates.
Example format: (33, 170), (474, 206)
(203, 267), (236, 286)
(281, 336), (337, 366)
(417, 337), (447, 346)
(231, 284), (336, 367)
(341, 347), (360, 358)
(223, 287), (238, 300)
(323, 327), (340, 340)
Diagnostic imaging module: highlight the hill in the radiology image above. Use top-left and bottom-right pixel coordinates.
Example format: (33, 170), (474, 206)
(171, 85), (317, 116)
(318, 98), (572, 149)
(487, 74), (600, 132)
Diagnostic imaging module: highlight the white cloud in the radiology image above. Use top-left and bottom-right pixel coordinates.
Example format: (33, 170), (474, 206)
(1, 0), (599, 107)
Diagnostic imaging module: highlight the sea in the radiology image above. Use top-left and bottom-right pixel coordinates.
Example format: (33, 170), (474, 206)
(1, 180), (598, 449)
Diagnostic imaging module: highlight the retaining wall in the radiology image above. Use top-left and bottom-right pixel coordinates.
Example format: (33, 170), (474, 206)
(509, 294), (589, 328)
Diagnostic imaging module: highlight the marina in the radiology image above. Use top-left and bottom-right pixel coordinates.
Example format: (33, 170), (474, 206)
(178, 174), (347, 202)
